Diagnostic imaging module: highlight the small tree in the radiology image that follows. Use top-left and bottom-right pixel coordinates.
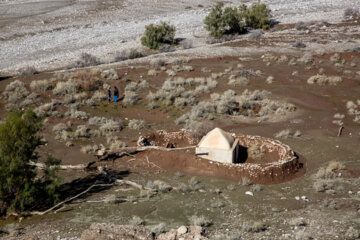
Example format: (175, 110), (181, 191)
(141, 22), (176, 49)
(0, 110), (61, 214)
(239, 2), (271, 30)
(204, 3), (245, 38)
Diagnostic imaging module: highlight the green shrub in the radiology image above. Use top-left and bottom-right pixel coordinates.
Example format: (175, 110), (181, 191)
(0, 110), (61, 214)
(204, 1), (271, 38)
(141, 22), (176, 49)
(204, 3), (245, 38)
(239, 2), (271, 30)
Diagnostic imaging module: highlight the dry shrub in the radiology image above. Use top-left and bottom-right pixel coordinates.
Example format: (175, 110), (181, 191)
(74, 125), (91, 138)
(99, 120), (123, 135)
(123, 91), (139, 106)
(91, 90), (107, 101)
(109, 140), (126, 151)
(52, 123), (70, 133)
(150, 58), (166, 67)
(289, 218), (307, 227)
(298, 53), (313, 65)
(19, 66), (38, 75)
(189, 215), (211, 227)
(30, 79), (53, 92)
(344, 8), (359, 19)
(248, 144), (265, 159)
(274, 129), (301, 139)
(73, 70), (103, 92)
(228, 75), (249, 86)
(53, 79), (79, 96)
(65, 109), (89, 120)
(113, 48), (143, 62)
(3, 80), (29, 106)
(75, 53), (101, 68)
(34, 101), (58, 117)
(81, 144), (99, 154)
(315, 161), (344, 180)
(185, 121), (214, 141)
(243, 221), (267, 233)
(128, 119), (146, 130)
(307, 75), (342, 85)
(313, 180), (333, 192)
(266, 76), (274, 84)
(146, 180), (172, 193)
(129, 216), (145, 226)
(100, 69), (119, 80)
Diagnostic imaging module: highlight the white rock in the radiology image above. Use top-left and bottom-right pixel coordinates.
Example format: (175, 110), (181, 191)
(177, 226), (187, 235)
(245, 191), (254, 196)
(295, 196), (300, 200)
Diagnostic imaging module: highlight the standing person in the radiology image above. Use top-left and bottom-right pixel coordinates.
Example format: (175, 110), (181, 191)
(107, 89), (112, 102)
(114, 86), (119, 102)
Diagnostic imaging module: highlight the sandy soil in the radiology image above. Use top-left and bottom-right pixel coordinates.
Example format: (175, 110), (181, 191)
(0, 0), (359, 74)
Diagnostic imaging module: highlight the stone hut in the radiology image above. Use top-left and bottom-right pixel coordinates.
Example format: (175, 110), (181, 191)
(195, 128), (241, 164)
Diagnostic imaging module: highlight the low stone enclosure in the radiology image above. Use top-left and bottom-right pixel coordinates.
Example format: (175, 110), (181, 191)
(133, 129), (303, 185)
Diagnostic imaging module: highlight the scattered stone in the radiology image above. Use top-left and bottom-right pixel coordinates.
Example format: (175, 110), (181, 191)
(177, 226), (187, 235)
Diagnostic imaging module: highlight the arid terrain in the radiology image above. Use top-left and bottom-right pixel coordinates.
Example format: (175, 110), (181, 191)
(0, 0), (360, 239)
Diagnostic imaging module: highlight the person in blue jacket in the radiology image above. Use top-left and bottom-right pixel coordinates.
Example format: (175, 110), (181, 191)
(114, 86), (119, 102)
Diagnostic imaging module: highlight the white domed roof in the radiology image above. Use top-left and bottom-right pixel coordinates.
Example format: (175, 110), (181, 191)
(198, 128), (235, 150)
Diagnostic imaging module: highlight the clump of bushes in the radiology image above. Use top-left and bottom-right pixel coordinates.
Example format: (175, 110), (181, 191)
(204, 1), (271, 38)
(204, 3), (245, 38)
(141, 22), (176, 49)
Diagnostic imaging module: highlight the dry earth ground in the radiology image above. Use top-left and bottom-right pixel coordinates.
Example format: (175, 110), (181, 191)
(0, 1), (360, 240)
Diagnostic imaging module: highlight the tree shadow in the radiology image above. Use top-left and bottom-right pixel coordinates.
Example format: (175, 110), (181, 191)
(269, 19), (280, 28)
(58, 170), (130, 201)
